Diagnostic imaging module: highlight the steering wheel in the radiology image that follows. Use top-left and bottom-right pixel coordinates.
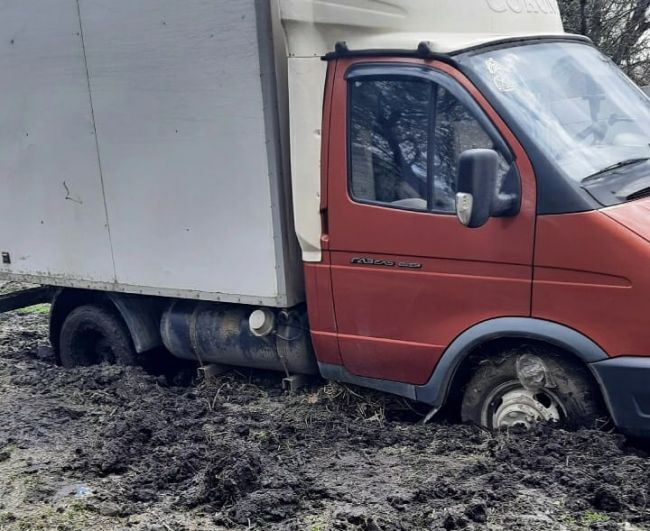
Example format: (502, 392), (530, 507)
(575, 123), (606, 146)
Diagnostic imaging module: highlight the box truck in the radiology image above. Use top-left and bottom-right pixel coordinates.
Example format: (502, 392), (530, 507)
(2, 0), (650, 436)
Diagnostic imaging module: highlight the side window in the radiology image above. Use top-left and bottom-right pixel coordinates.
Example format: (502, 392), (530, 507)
(349, 78), (431, 211)
(348, 72), (514, 214)
(434, 87), (510, 212)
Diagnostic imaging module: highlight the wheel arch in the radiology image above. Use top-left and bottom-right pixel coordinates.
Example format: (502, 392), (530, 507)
(415, 317), (609, 409)
(50, 289), (163, 358)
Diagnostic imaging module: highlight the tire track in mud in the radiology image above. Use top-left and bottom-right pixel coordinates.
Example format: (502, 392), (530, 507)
(0, 309), (649, 530)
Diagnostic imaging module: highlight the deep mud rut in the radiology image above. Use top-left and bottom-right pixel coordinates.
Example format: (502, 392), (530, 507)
(1, 295), (649, 529)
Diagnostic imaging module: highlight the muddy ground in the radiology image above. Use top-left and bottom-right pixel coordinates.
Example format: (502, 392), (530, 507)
(0, 285), (649, 530)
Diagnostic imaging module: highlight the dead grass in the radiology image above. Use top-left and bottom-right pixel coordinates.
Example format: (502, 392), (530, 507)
(308, 382), (389, 423)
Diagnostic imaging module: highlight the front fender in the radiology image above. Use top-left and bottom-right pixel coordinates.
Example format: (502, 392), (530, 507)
(415, 317), (609, 406)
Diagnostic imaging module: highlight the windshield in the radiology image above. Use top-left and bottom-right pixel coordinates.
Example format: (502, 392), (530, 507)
(462, 42), (650, 183)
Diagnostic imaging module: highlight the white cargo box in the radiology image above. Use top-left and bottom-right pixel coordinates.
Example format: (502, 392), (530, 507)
(0, 0), (302, 307)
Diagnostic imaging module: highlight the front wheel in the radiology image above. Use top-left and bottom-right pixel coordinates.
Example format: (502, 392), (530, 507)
(461, 349), (605, 430)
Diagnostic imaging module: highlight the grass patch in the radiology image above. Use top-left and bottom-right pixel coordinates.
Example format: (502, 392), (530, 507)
(13, 501), (92, 531)
(581, 511), (610, 526)
(306, 515), (330, 531)
(15, 304), (50, 316)
(0, 512), (17, 525)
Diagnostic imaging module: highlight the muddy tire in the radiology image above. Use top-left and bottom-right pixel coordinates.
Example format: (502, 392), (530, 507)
(58, 304), (137, 368)
(461, 349), (605, 430)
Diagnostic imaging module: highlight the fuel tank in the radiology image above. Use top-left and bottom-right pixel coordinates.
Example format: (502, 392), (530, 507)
(160, 300), (318, 375)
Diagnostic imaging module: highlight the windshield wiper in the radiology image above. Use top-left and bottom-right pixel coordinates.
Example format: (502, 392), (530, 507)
(582, 158), (650, 183)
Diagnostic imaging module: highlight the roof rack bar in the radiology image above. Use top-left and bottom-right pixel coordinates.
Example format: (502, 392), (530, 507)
(322, 40), (458, 67)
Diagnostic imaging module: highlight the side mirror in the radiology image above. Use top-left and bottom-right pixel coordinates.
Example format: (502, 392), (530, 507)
(455, 149), (499, 228)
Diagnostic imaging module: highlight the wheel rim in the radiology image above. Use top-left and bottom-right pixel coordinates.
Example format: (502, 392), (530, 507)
(481, 381), (565, 429)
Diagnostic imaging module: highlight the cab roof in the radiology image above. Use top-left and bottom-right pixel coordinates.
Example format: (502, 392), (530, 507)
(279, 0), (566, 58)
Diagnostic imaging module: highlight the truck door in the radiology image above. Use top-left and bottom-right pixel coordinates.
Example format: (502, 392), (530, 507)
(325, 59), (537, 385)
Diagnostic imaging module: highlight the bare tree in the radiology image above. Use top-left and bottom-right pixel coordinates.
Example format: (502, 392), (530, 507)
(559, 0), (650, 83)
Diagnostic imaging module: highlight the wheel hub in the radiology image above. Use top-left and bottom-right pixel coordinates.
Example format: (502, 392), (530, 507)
(490, 387), (562, 429)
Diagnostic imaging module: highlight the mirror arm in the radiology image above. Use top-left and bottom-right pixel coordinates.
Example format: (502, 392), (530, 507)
(491, 193), (520, 217)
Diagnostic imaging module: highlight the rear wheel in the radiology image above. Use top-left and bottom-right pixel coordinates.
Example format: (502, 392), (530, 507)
(461, 349), (605, 430)
(58, 304), (137, 368)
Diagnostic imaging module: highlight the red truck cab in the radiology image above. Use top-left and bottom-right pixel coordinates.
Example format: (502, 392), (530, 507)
(306, 37), (650, 436)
